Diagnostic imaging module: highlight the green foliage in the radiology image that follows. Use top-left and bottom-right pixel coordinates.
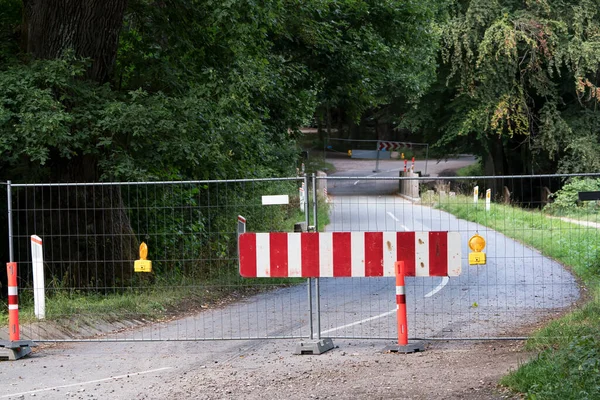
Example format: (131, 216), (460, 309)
(0, 56), (300, 182)
(545, 178), (600, 215)
(501, 335), (600, 400)
(404, 0), (600, 174)
(456, 161), (484, 177)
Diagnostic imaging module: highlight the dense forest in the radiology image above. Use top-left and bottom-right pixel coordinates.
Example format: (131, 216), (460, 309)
(2, 1), (599, 183)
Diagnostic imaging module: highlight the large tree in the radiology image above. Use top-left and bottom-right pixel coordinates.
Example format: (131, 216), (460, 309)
(23, 0), (128, 83)
(403, 0), (600, 176)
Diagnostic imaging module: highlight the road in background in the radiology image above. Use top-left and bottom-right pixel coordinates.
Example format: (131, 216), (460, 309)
(325, 153), (477, 196)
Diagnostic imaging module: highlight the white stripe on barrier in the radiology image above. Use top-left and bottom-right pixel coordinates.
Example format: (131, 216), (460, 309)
(8, 305), (18, 310)
(288, 233), (302, 277)
(319, 232), (334, 277)
(256, 234), (270, 277)
(8, 287), (17, 296)
(447, 231), (462, 276)
(351, 232), (365, 277)
(383, 231), (397, 276)
(396, 286), (405, 295)
(415, 231), (429, 276)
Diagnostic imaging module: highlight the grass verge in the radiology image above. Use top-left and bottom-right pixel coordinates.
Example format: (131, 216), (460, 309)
(436, 195), (600, 399)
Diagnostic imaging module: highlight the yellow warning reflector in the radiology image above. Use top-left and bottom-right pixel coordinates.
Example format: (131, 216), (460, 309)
(348, 150), (352, 157)
(468, 234), (486, 265)
(469, 252), (486, 265)
(134, 242), (152, 273)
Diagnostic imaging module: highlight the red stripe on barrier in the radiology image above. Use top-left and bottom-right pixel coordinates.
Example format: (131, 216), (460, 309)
(8, 295), (17, 305)
(301, 233), (320, 277)
(269, 233), (288, 277)
(396, 232), (415, 276)
(333, 232), (352, 277)
(428, 232), (448, 276)
(31, 236), (43, 245)
(365, 232), (383, 276)
(239, 233), (257, 277)
(396, 294), (406, 304)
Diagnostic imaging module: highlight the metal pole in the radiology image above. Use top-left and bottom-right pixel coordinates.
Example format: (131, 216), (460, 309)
(312, 174), (318, 229)
(374, 141), (381, 172)
(308, 278), (314, 340)
(311, 173), (322, 340)
(315, 277), (322, 340)
(304, 174), (313, 340)
(303, 175), (309, 227)
(424, 144), (429, 176)
(7, 180), (14, 262)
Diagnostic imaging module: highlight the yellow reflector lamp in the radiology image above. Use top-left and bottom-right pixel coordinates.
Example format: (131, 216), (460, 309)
(134, 242), (152, 272)
(468, 234), (486, 265)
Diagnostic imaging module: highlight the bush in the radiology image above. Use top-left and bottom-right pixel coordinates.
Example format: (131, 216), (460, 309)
(544, 178), (600, 215)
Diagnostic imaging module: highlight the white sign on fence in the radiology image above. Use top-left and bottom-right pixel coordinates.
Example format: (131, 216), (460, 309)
(262, 195), (290, 205)
(31, 235), (45, 320)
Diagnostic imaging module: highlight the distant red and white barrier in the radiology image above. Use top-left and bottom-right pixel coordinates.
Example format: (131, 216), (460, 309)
(239, 231), (461, 278)
(378, 141), (413, 151)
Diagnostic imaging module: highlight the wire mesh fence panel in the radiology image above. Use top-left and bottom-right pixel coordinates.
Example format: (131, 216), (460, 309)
(3, 178), (312, 342)
(316, 174), (586, 340)
(1, 172), (596, 343)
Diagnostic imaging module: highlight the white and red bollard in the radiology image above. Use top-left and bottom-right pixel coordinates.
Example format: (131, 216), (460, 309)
(403, 159), (407, 172)
(411, 157), (415, 172)
(384, 261), (424, 353)
(1, 263), (36, 360)
(7, 262), (19, 342)
(395, 261), (408, 346)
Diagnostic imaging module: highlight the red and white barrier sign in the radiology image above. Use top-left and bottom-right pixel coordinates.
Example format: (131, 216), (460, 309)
(239, 231), (461, 278)
(378, 141), (413, 151)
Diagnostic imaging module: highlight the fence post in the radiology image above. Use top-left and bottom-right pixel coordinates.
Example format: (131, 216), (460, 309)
(311, 174), (323, 341)
(7, 180), (13, 263)
(374, 140), (381, 172)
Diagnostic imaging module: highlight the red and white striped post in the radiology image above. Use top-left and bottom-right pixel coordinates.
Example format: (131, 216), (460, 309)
(403, 159), (407, 172)
(395, 261), (408, 346)
(411, 157), (415, 171)
(7, 262), (20, 341)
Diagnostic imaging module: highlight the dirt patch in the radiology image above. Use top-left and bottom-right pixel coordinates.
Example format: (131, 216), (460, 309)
(161, 340), (529, 400)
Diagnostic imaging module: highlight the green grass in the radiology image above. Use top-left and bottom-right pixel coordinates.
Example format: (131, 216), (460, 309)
(437, 195), (600, 399)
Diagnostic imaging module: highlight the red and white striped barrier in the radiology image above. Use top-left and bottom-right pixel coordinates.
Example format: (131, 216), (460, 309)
(378, 141), (413, 151)
(7, 262), (20, 341)
(239, 231), (461, 278)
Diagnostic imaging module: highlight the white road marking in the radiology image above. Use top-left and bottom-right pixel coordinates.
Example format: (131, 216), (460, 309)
(321, 309), (396, 334)
(386, 211), (399, 222)
(424, 277), (449, 298)
(1, 367), (173, 399)
(386, 212), (410, 231)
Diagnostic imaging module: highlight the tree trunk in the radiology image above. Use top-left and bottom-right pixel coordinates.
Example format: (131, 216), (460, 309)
(22, 0), (128, 83)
